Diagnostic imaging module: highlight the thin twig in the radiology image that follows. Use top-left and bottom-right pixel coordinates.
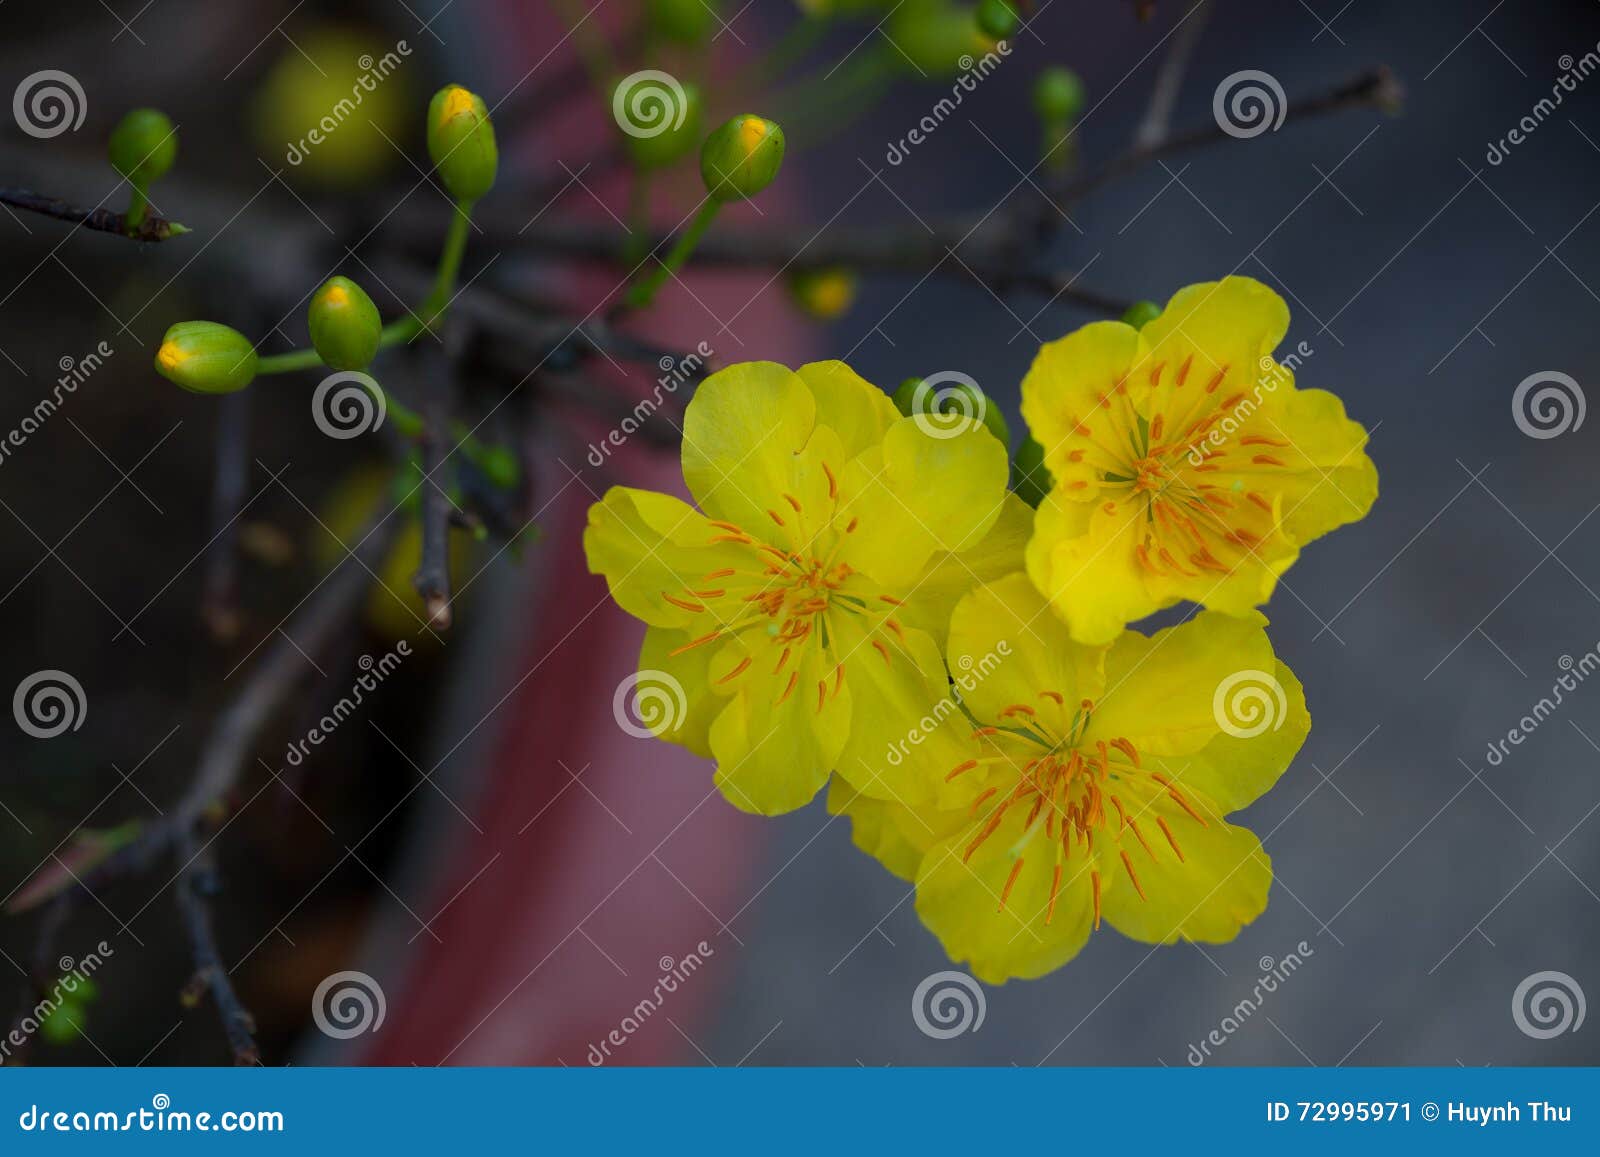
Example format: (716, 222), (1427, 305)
(0, 186), (189, 242)
(413, 342), (458, 630)
(1134, 2), (1214, 150)
(175, 837), (258, 1065)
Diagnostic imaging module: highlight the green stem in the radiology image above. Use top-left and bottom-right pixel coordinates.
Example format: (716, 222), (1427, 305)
(625, 199), (721, 310)
(123, 184), (149, 233)
(257, 348), (325, 374)
(625, 168), (653, 264)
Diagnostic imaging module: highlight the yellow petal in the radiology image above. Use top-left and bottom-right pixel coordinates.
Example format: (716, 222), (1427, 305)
(707, 635), (849, 815)
(894, 491), (1033, 647)
(794, 360), (899, 459)
(1174, 660), (1309, 814)
(1100, 790), (1272, 945)
(837, 417), (1008, 586)
(915, 802), (1097, 984)
(1084, 609), (1282, 757)
(680, 361), (819, 532)
(583, 486), (753, 629)
(826, 777), (962, 882)
(1019, 319), (1143, 489)
(1024, 488), (1170, 646)
(1139, 276), (1289, 383)
(636, 625), (725, 757)
(945, 572), (1102, 726)
(830, 615), (978, 810)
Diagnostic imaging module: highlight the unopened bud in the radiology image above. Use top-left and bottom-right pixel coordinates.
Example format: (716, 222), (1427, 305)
(700, 115), (785, 202)
(308, 276), (382, 370)
(154, 322), (258, 395)
(427, 84), (498, 204)
(787, 268), (858, 320)
(108, 108), (177, 185)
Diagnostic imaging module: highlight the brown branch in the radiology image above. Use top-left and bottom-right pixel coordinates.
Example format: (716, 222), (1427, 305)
(412, 343), (458, 630)
(175, 837), (258, 1065)
(0, 186), (189, 242)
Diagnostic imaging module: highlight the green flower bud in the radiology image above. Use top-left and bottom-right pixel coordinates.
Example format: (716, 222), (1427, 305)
(787, 268), (858, 320)
(624, 82), (704, 170)
(1011, 435), (1054, 507)
(648, 0), (718, 42)
(886, 1), (994, 76)
(155, 322), (259, 395)
(1121, 299), (1163, 329)
(308, 276), (383, 371)
(700, 115), (786, 202)
(976, 0), (1019, 40)
(427, 85), (498, 204)
(1033, 67), (1086, 125)
(40, 1001), (85, 1045)
(108, 108), (177, 185)
(893, 375), (1010, 446)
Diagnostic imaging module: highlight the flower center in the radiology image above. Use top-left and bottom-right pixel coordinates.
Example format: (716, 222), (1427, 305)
(946, 691), (1209, 930)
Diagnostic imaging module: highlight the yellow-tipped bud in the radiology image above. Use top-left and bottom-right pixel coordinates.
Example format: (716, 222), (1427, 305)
(155, 322), (258, 395)
(700, 115), (786, 202)
(787, 268), (858, 321)
(427, 84), (498, 204)
(309, 276), (383, 371)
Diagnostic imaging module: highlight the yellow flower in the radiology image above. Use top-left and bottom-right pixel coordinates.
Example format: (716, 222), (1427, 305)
(832, 572), (1310, 984)
(1021, 276), (1377, 644)
(584, 361), (1027, 815)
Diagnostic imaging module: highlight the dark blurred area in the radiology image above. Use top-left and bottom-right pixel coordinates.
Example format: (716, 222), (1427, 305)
(1, 0), (1598, 1067)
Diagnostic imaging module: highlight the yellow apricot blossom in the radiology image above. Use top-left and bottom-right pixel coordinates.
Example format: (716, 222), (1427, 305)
(832, 572), (1309, 984)
(585, 360), (1027, 815)
(1021, 276), (1377, 644)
